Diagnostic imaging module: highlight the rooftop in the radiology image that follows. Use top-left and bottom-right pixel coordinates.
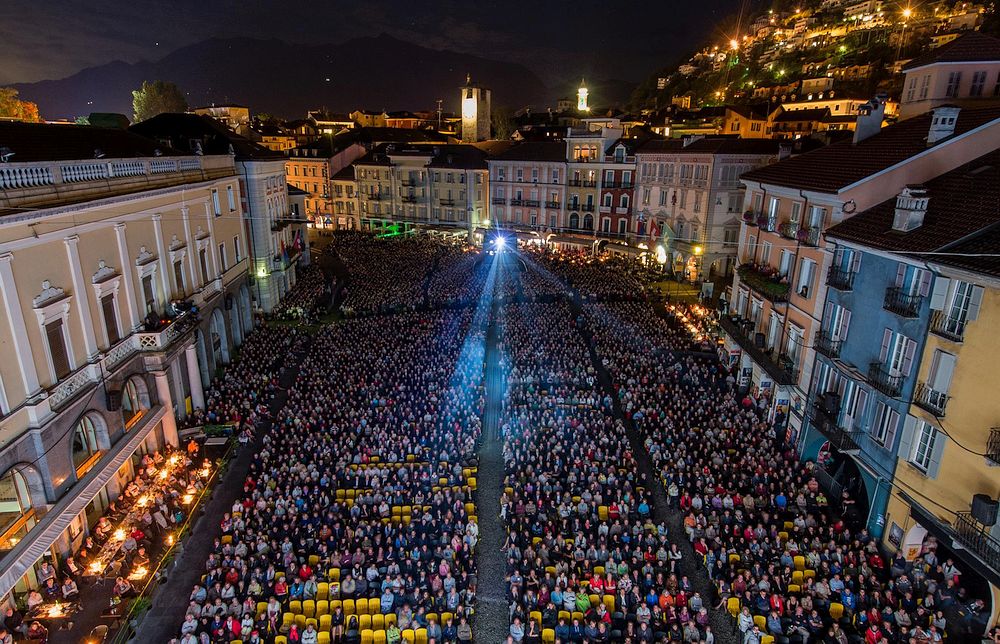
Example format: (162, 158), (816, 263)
(741, 106), (1000, 193)
(903, 32), (1000, 71)
(826, 147), (1000, 272)
(129, 113), (284, 161)
(490, 140), (567, 162)
(636, 136), (782, 156)
(0, 121), (185, 162)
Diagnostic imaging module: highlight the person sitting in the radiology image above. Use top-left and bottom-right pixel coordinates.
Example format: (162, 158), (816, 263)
(41, 578), (60, 599)
(25, 591), (43, 612)
(113, 576), (134, 598)
(60, 578), (78, 600)
(24, 621), (47, 643)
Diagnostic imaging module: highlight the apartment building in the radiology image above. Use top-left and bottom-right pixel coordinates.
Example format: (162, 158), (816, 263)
(812, 150), (1000, 622)
(356, 144), (490, 240)
(488, 141), (567, 235)
(635, 137), (782, 281)
(724, 102), (1000, 458)
(0, 122), (249, 600)
(900, 32), (1000, 119)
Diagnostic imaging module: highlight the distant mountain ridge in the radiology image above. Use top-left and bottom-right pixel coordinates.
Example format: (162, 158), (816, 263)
(12, 34), (550, 120)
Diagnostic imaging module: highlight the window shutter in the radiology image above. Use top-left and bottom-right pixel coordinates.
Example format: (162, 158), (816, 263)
(884, 409), (900, 449)
(967, 285), (984, 321)
(840, 310), (852, 340)
(895, 264), (906, 288)
(45, 319), (71, 379)
(879, 328), (892, 362)
(930, 351), (957, 393)
(898, 414), (916, 461)
(824, 301), (834, 331)
(929, 277), (950, 310)
(850, 251), (861, 273)
(927, 429), (946, 479)
(856, 388), (869, 428)
(902, 338), (916, 377)
(101, 294), (120, 345)
(918, 270), (932, 297)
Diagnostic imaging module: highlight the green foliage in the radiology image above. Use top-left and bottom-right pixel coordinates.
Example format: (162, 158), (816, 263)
(131, 80), (187, 123)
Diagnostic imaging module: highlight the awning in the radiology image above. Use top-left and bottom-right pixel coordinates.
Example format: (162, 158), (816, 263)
(0, 407), (165, 599)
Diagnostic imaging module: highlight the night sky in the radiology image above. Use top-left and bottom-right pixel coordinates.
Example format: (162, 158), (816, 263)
(1, 0), (735, 87)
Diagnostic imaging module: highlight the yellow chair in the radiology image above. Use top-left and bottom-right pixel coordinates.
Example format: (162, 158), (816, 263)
(603, 595), (615, 613)
(317, 600), (329, 616)
(359, 614), (372, 630)
(281, 613), (294, 629)
(804, 569), (816, 580)
(317, 583), (330, 601)
(594, 566), (604, 576)
(222, 535), (233, 545)
(401, 630), (415, 644)
(231, 640), (243, 644)
(589, 594), (599, 608)
(792, 571), (803, 584)
(727, 597), (740, 618)
(598, 506), (608, 521)
(289, 601), (303, 615)
(778, 531), (789, 541)
(415, 628), (428, 644)
(318, 633), (331, 644)
(442, 612), (454, 625)
(464, 502), (475, 516)
(830, 602), (845, 620)
(426, 613), (438, 625)
(784, 521), (794, 530)
(762, 637), (775, 644)
(794, 555), (806, 571)
(374, 631), (387, 644)
(754, 615), (767, 630)
(328, 568), (340, 582)
(558, 610), (570, 622)
(343, 599), (356, 616)
(256, 601), (268, 618)
(361, 631), (373, 644)
(385, 613), (397, 628)
(303, 600), (316, 618)
(530, 610), (542, 625)
(788, 584), (801, 593)
(275, 638), (288, 644)
(295, 615), (307, 629)
(307, 618), (318, 629)
(572, 611), (584, 623)
(542, 628), (555, 643)
(373, 614), (385, 630)
(331, 600), (342, 612)
(729, 553), (741, 565)
(320, 614), (332, 631)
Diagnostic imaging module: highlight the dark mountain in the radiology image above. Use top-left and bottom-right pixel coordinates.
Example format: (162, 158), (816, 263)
(13, 34), (549, 120)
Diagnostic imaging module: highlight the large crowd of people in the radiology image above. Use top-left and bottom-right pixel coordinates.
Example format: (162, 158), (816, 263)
(163, 233), (995, 644)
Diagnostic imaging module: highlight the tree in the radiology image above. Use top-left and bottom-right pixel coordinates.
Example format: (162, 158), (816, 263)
(0, 88), (41, 122)
(132, 80), (187, 123)
(491, 107), (515, 140)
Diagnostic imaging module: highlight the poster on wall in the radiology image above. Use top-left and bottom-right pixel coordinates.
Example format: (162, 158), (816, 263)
(729, 350), (742, 369)
(740, 367), (752, 388)
(888, 523), (903, 548)
(902, 524), (929, 561)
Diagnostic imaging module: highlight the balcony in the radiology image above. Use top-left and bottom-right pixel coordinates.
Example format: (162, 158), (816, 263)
(719, 316), (800, 385)
(366, 193), (384, 201)
(953, 512), (1000, 574)
(827, 266), (855, 291)
(814, 330), (843, 359)
(491, 197), (506, 205)
(884, 286), (923, 318)
(579, 203), (596, 212)
(509, 198), (525, 206)
(400, 178), (419, 187)
(523, 199), (541, 207)
(545, 201), (561, 209)
(736, 263), (791, 303)
(914, 382), (949, 416)
(778, 221), (800, 240)
(439, 198), (455, 207)
(400, 195), (419, 203)
(930, 310), (966, 342)
(806, 402), (861, 453)
(988, 428), (1000, 465)
(868, 363), (904, 398)
(567, 179), (597, 188)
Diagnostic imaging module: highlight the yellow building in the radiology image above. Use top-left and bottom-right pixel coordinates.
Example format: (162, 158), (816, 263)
(0, 121), (250, 602)
(884, 228), (1000, 628)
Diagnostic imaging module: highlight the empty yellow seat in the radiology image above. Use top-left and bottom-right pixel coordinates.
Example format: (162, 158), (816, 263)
(318, 633), (330, 644)
(415, 628), (428, 644)
(830, 602), (845, 620)
(401, 630), (415, 644)
(361, 631), (373, 644)
(309, 554), (320, 567)
(542, 628), (555, 643)
(603, 596), (615, 613)
(320, 614), (332, 631)
(222, 535), (233, 545)
(374, 631), (387, 644)
(290, 601), (302, 615)
(754, 615), (767, 630)
(727, 597), (740, 618)
(316, 600), (329, 616)
(359, 614), (372, 630)
(373, 614), (385, 630)
(303, 600), (315, 618)
(788, 584), (801, 593)
(794, 555), (806, 571)
(275, 638), (288, 644)
(343, 599), (355, 615)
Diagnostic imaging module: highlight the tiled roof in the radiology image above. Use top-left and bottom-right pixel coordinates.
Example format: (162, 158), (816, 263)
(772, 107), (830, 122)
(331, 166), (355, 181)
(0, 121), (186, 162)
(130, 113), (284, 160)
(741, 106), (1000, 193)
(636, 137), (781, 156)
(825, 147), (1000, 262)
(286, 184), (309, 195)
(903, 32), (1000, 71)
(490, 141), (566, 162)
(930, 226), (1000, 278)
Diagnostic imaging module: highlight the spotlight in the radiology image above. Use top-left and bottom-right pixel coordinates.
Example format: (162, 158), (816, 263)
(494, 236), (507, 250)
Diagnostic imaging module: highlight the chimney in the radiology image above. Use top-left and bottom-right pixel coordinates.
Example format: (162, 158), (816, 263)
(778, 143), (793, 160)
(927, 105), (961, 145)
(682, 134), (704, 147)
(852, 94), (887, 144)
(892, 185), (930, 232)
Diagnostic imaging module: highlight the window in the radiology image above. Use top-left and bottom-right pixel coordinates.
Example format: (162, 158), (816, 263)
(926, 350), (957, 396)
(971, 71), (988, 97)
(945, 71), (962, 98)
(219, 243), (228, 272)
(785, 324), (804, 364)
(761, 241), (772, 264)
(871, 402), (899, 446)
(212, 189), (221, 216)
(919, 74), (931, 99)
(0, 469), (34, 537)
(618, 219), (627, 235)
(551, 169), (559, 183)
(45, 319), (71, 380)
(823, 302), (851, 341)
(121, 378), (144, 427)
(141, 274), (156, 315)
(840, 381), (868, 431)
(620, 194), (629, 209)
(605, 170), (614, 184)
(234, 236), (242, 263)
(100, 293), (120, 346)
(778, 250), (793, 277)
(642, 188), (651, 205)
(880, 329), (916, 377)
(603, 193), (613, 207)
(797, 258), (815, 298)
(912, 421), (937, 471)
(72, 416), (102, 477)
(173, 260), (185, 297)
(905, 76), (917, 102)
(227, 185), (236, 212)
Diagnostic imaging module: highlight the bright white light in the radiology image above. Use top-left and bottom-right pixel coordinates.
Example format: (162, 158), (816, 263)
(494, 236), (507, 250)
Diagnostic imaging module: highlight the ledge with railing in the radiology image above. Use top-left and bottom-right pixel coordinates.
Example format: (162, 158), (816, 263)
(827, 266), (855, 291)
(814, 330), (843, 359)
(867, 362), (904, 398)
(914, 382), (949, 416)
(718, 315), (800, 385)
(545, 201), (561, 209)
(987, 428), (1000, 465)
(736, 263), (791, 303)
(806, 401), (862, 453)
(930, 309), (966, 342)
(953, 511), (1000, 574)
(884, 286), (923, 318)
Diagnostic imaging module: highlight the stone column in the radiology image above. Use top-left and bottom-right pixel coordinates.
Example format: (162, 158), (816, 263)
(0, 253), (41, 396)
(113, 223), (140, 331)
(184, 343), (205, 412)
(153, 370), (179, 446)
(63, 235), (99, 358)
(151, 213), (171, 301)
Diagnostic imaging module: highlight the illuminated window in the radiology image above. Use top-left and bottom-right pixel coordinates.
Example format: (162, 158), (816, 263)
(121, 379), (144, 428)
(72, 416), (103, 477)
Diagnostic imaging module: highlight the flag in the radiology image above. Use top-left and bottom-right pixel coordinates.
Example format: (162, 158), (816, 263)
(650, 220), (660, 238)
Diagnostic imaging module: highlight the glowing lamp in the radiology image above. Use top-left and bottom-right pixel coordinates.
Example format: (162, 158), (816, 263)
(167, 534), (175, 546)
(183, 494), (194, 505)
(113, 529), (126, 541)
(902, 7), (912, 18)
(655, 245), (667, 265)
(693, 246), (703, 256)
(89, 562), (103, 574)
(729, 39), (739, 50)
